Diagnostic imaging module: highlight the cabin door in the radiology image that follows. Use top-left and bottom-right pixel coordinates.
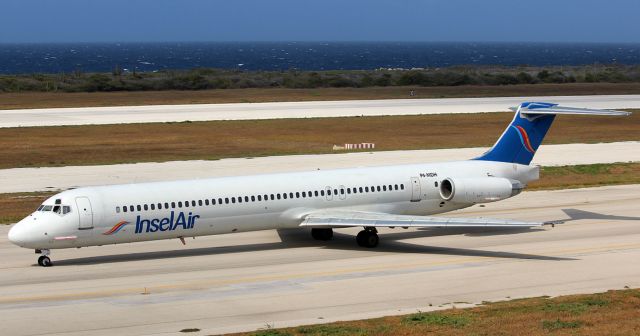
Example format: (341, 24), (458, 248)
(410, 177), (421, 202)
(75, 197), (94, 230)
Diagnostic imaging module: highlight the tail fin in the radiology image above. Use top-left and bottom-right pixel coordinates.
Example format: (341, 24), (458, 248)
(474, 102), (630, 165)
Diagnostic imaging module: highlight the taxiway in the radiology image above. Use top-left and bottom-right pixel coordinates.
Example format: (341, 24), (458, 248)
(1, 184), (639, 335)
(2, 94), (639, 127)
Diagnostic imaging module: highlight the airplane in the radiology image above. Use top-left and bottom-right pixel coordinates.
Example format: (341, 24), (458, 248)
(7, 102), (630, 267)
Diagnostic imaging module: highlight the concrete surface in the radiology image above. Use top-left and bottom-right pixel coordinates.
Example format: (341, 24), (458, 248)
(1, 141), (638, 193)
(2, 95), (639, 127)
(0, 184), (639, 335)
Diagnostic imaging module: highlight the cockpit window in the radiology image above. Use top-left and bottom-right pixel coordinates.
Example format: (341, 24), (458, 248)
(37, 204), (72, 215)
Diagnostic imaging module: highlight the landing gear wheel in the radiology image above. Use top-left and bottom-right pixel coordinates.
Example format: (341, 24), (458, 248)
(311, 228), (333, 241)
(38, 256), (52, 267)
(356, 229), (379, 248)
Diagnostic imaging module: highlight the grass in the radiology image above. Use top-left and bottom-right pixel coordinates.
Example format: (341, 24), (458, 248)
(1, 110), (638, 169)
(2, 83), (640, 110)
(1, 162), (638, 225)
(227, 288), (640, 336)
(528, 163), (640, 190)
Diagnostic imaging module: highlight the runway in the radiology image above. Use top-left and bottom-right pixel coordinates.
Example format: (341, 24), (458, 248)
(1, 141), (637, 193)
(2, 94), (639, 127)
(0, 184), (639, 335)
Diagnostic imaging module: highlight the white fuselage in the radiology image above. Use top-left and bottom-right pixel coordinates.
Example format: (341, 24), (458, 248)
(9, 160), (538, 250)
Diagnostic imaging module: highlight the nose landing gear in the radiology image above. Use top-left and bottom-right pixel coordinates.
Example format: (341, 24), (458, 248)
(36, 249), (52, 267)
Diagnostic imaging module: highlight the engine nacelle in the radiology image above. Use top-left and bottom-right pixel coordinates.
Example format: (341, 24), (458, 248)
(439, 177), (523, 204)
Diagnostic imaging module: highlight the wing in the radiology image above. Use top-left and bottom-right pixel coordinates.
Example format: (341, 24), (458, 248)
(300, 210), (550, 228)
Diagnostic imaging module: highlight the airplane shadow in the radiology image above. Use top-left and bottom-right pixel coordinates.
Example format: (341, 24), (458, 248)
(560, 208), (640, 222)
(53, 227), (571, 266)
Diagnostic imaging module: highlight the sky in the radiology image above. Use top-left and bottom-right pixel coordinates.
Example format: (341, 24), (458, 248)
(2, 0), (639, 43)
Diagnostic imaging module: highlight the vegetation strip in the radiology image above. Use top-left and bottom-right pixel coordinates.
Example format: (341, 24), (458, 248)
(2, 83), (640, 110)
(228, 288), (640, 336)
(1, 111), (638, 169)
(1, 162), (638, 225)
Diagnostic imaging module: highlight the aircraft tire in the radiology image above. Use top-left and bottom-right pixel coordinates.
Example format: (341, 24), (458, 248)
(356, 230), (379, 248)
(38, 256), (52, 267)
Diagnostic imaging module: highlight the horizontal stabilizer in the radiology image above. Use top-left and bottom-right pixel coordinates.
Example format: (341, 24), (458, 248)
(300, 210), (545, 228)
(508, 102), (631, 116)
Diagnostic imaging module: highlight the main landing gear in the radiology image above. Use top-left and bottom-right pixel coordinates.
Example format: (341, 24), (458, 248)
(356, 227), (379, 248)
(310, 227), (379, 248)
(36, 249), (52, 267)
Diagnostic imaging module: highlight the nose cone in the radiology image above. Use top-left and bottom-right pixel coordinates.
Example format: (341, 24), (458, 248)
(8, 221), (27, 246)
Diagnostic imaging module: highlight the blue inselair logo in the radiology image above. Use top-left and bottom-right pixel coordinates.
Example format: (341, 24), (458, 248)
(135, 211), (200, 233)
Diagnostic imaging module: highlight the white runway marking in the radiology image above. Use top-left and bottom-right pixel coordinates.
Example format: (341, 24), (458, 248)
(2, 94), (639, 127)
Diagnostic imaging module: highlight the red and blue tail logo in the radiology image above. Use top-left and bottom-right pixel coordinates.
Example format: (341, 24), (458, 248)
(511, 125), (536, 154)
(103, 221), (129, 235)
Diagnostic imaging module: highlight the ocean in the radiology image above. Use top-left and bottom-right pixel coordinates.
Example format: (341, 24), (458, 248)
(1, 42), (639, 74)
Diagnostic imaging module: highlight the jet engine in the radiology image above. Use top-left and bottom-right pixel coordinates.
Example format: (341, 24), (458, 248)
(439, 177), (523, 204)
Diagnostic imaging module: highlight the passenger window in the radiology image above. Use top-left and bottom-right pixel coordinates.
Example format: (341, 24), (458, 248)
(164, 202), (169, 209)
(251, 196), (256, 202)
(347, 188), (351, 194)
(320, 190), (325, 196)
(289, 192), (294, 198)
(225, 198), (229, 204)
(315, 191), (319, 197)
(130, 205), (135, 212)
(394, 184), (399, 190)
(205, 199), (209, 206)
(283, 193), (288, 199)
(377, 186), (381, 192)
(383, 185), (387, 191)
(388, 184), (393, 190)
(365, 187), (369, 192)
(340, 188), (345, 195)
(123, 206), (127, 213)
(171, 202), (176, 208)
(359, 187), (364, 193)
(232, 197), (236, 203)
(143, 204), (148, 211)
(302, 192), (306, 198)
(271, 194), (275, 200)
(264, 194), (269, 201)
(245, 196), (249, 202)
(238, 197), (243, 203)
(63, 206), (71, 214)
(150, 204), (155, 210)
(137, 205), (142, 211)
(192, 200), (196, 206)
(257, 195), (262, 201)
(277, 194), (281, 200)
(401, 184), (405, 190)
(116, 206), (121, 213)
(435, 181), (438, 187)
(296, 192), (300, 198)
(219, 198), (223, 204)
(211, 199), (216, 205)
(198, 200), (203, 206)
(178, 202), (182, 208)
